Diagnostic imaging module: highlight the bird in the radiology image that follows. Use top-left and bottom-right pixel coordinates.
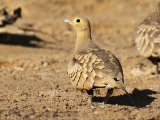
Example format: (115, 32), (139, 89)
(0, 7), (21, 27)
(135, 0), (160, 74)
(64, 17), (134, 104)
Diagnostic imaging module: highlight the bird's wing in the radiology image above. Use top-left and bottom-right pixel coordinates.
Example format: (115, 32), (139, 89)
(67, 51), (97, 90)
(148, 24), (160, 57)
(136, 22), (160, 57)
(67, 49), (124, 90)
(92, 49), (124, 84)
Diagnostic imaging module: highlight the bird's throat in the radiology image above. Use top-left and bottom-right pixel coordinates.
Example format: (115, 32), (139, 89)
(74, 29), (92, 53)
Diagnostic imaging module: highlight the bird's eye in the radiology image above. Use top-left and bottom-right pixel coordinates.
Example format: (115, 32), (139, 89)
(76, 19), (80, 23)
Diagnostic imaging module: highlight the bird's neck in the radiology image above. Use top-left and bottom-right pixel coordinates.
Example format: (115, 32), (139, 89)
(152, 0), (160, 17)
(74, 29), (92, 53)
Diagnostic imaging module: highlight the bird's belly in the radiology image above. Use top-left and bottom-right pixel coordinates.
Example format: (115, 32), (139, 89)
(93, 75), (117, 89)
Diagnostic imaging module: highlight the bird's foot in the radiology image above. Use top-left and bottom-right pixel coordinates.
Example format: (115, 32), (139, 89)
(157, 62), (160, 74)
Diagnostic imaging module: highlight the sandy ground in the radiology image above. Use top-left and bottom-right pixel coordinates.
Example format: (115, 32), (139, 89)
(0, 0), (160, 119)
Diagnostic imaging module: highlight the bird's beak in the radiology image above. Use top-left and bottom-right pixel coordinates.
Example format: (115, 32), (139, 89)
(64, 19), (70, 23)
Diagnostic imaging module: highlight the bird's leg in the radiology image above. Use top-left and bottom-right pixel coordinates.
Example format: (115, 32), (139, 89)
(104, 88), (113, 104)
(122, 86), (135, 105)
(157, 62), (160, 74)
(86, 89), (94, 103)
(116, 81), (135, 105)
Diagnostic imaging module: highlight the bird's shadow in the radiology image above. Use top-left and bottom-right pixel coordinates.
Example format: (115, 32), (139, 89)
(0, 33), (47, 48)
(92, 89), (158, 108)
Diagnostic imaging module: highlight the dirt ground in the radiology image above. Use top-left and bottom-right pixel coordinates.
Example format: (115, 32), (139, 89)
(0, 0), (160, 119)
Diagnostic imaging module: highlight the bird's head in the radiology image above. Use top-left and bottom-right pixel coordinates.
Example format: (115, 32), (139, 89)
(64, 17), (91, 32)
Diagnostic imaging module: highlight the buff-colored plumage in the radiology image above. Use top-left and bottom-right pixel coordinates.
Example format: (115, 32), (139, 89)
(135, 0), (160, 73)
(65, 17), (133, 104)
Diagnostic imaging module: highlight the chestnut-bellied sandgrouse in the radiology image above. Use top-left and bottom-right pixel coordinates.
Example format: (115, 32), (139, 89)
(135, 0), (160, 73)
(65, 17), (133, 104)
(0, 7), (21, 27)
